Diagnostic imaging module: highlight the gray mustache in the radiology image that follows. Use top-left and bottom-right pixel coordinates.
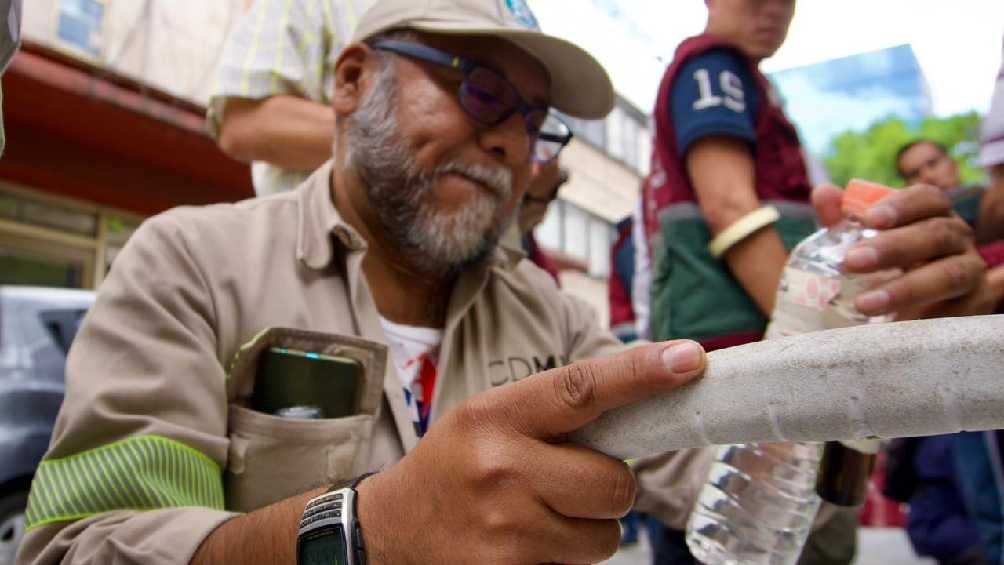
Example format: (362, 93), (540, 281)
(434, 161), (513, 201)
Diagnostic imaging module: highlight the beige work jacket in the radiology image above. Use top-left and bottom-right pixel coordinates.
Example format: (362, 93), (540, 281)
(17, 162), (624, 564)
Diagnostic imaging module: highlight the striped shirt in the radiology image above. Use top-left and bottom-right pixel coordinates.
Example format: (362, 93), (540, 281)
(207, 0), (376, 195)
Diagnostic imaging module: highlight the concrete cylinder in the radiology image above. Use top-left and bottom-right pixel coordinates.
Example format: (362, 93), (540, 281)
(572, 315), (1004, 460)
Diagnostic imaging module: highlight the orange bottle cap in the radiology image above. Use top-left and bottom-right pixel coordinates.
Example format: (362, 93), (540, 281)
(843, 179), (894, 217)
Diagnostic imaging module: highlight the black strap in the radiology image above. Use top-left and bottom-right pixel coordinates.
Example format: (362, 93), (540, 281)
(327, 472), (376, 565)
(326, 471), (376, 494)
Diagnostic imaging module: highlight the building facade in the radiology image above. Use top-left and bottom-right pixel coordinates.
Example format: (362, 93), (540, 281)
(2, 0), (648, 326)
(2, 0), (250, 290)
(541, 97), (649, 328)
(770, 44), (933, 156)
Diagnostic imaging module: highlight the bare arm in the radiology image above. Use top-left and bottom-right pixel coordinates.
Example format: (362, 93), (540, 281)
(977, 164), (1004, 245)
(191, 487), (323, 564)
(686, 136), (789, 315)
(218, 95), (335, 171)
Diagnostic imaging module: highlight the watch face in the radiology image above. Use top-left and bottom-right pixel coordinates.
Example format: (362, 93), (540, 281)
(301, 527), (348, 565)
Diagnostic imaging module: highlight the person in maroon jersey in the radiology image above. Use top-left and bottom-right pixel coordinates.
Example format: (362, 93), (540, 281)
(636, 1), (855, 562)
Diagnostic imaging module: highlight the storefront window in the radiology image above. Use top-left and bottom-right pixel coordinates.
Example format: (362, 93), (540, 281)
(0, 191), (97, 236)
(0, 234), (91, 289)
(0, 185), (142, 289)
(103, 215), (139, 271)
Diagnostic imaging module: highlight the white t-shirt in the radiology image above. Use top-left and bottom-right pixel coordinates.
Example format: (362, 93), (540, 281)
(378, 317), (443, 436)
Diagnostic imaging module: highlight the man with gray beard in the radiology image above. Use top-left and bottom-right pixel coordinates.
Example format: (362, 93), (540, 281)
(19, 2), (708, 564)
(16, 1), (990, 564)
(344, 48), (514, 275)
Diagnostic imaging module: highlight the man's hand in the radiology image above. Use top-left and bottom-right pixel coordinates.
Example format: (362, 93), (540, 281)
(811, 183), (987, 319)
(357, 341), (706, 565)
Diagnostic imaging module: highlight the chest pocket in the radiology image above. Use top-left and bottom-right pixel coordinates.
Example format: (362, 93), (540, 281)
(224, 327), (386, 512)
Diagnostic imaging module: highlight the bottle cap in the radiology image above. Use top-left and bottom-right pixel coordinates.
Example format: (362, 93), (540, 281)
(842, 179), (894, 217)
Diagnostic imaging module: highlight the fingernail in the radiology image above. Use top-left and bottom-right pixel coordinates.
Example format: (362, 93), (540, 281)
(857, 289), (890, 313)
(845, 246), (878, 270)
(663, 341), (702, 374)
(865, 205), (896, 228)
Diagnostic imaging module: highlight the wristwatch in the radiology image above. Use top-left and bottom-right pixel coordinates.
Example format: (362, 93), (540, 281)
(297, 473), (373, 565)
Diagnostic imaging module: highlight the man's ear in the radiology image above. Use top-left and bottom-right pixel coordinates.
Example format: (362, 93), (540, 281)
(333, 43), (378, 117)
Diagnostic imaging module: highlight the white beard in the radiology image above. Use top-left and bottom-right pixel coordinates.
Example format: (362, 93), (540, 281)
(344, 59), (514, 274)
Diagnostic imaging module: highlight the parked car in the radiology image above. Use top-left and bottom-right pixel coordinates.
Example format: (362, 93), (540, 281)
(0, 286), (94, 565)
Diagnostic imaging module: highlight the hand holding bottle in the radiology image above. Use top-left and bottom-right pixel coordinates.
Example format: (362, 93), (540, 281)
(811, 182), (986, 320)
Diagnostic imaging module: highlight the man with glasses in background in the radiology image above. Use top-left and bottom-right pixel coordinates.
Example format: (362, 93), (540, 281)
(505, 159), (569, 283)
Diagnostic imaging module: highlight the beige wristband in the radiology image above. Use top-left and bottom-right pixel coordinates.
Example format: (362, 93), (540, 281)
(708, 205), (781, 258)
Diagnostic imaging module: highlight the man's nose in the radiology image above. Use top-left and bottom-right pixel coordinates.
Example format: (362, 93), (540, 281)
(478, 112), (531, 166)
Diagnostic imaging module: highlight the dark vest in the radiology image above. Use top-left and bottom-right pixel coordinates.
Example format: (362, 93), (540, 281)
(640, 34), (817, 349)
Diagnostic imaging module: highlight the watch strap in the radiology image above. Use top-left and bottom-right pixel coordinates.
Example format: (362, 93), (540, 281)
(327, 471), (375, 494)
(332, 472), (374, 565)
(298, 472), (376, 565)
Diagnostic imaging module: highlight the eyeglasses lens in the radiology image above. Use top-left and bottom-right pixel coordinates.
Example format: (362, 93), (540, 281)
(532, 114), (570, 163)
(460, 67), (519, 124)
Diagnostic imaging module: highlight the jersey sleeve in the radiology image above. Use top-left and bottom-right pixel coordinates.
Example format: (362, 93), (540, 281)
(667, 47), (760, 156)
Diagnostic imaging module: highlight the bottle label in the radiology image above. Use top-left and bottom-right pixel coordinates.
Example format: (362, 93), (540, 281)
(766, 267), (896, 339)
(765, 267), (838, 339)
(781, 269), (842, 311)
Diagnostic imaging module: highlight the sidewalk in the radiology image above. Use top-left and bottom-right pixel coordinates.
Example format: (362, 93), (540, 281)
(603, 527), (932, 564)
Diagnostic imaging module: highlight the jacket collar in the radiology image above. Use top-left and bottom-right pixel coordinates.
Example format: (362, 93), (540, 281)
(296, 161), (367, 270)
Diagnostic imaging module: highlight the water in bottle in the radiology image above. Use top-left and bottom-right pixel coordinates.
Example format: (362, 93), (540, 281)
(686, 180), (897, 564)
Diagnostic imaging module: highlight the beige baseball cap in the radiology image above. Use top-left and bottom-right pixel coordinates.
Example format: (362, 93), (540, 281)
(351, 0), (615, 120)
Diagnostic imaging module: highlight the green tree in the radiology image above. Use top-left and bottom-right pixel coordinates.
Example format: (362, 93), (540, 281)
(824, 112), (985, 188)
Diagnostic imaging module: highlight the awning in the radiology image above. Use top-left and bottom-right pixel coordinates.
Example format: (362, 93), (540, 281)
(0, 42), (253, 216)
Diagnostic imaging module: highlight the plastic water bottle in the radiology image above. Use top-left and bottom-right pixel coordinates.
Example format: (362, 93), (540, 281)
(685, 180), (897, 565)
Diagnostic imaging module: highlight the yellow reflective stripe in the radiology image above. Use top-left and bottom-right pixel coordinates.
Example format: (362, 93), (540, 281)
(63, 457), (103, 514)
(226, 326), (270, 379)
(146, 438), (180, 506)
(32, 469), (60, 521)
(26, 435), (224, 531)
(119, 440), (162, 508)
(79, 453), (116, 512)
(89, 446), (137, 510)
(48, 459), (80, 516)
(104, 445), (146, 508)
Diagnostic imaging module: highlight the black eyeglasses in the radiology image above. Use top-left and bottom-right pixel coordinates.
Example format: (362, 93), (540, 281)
(372, 39), (573, 163)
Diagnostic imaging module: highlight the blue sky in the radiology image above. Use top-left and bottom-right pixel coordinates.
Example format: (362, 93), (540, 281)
(530, 0), (1004, 119)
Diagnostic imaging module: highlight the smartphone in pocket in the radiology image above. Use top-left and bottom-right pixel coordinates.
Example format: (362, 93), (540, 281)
(251, 347), (363, 419)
